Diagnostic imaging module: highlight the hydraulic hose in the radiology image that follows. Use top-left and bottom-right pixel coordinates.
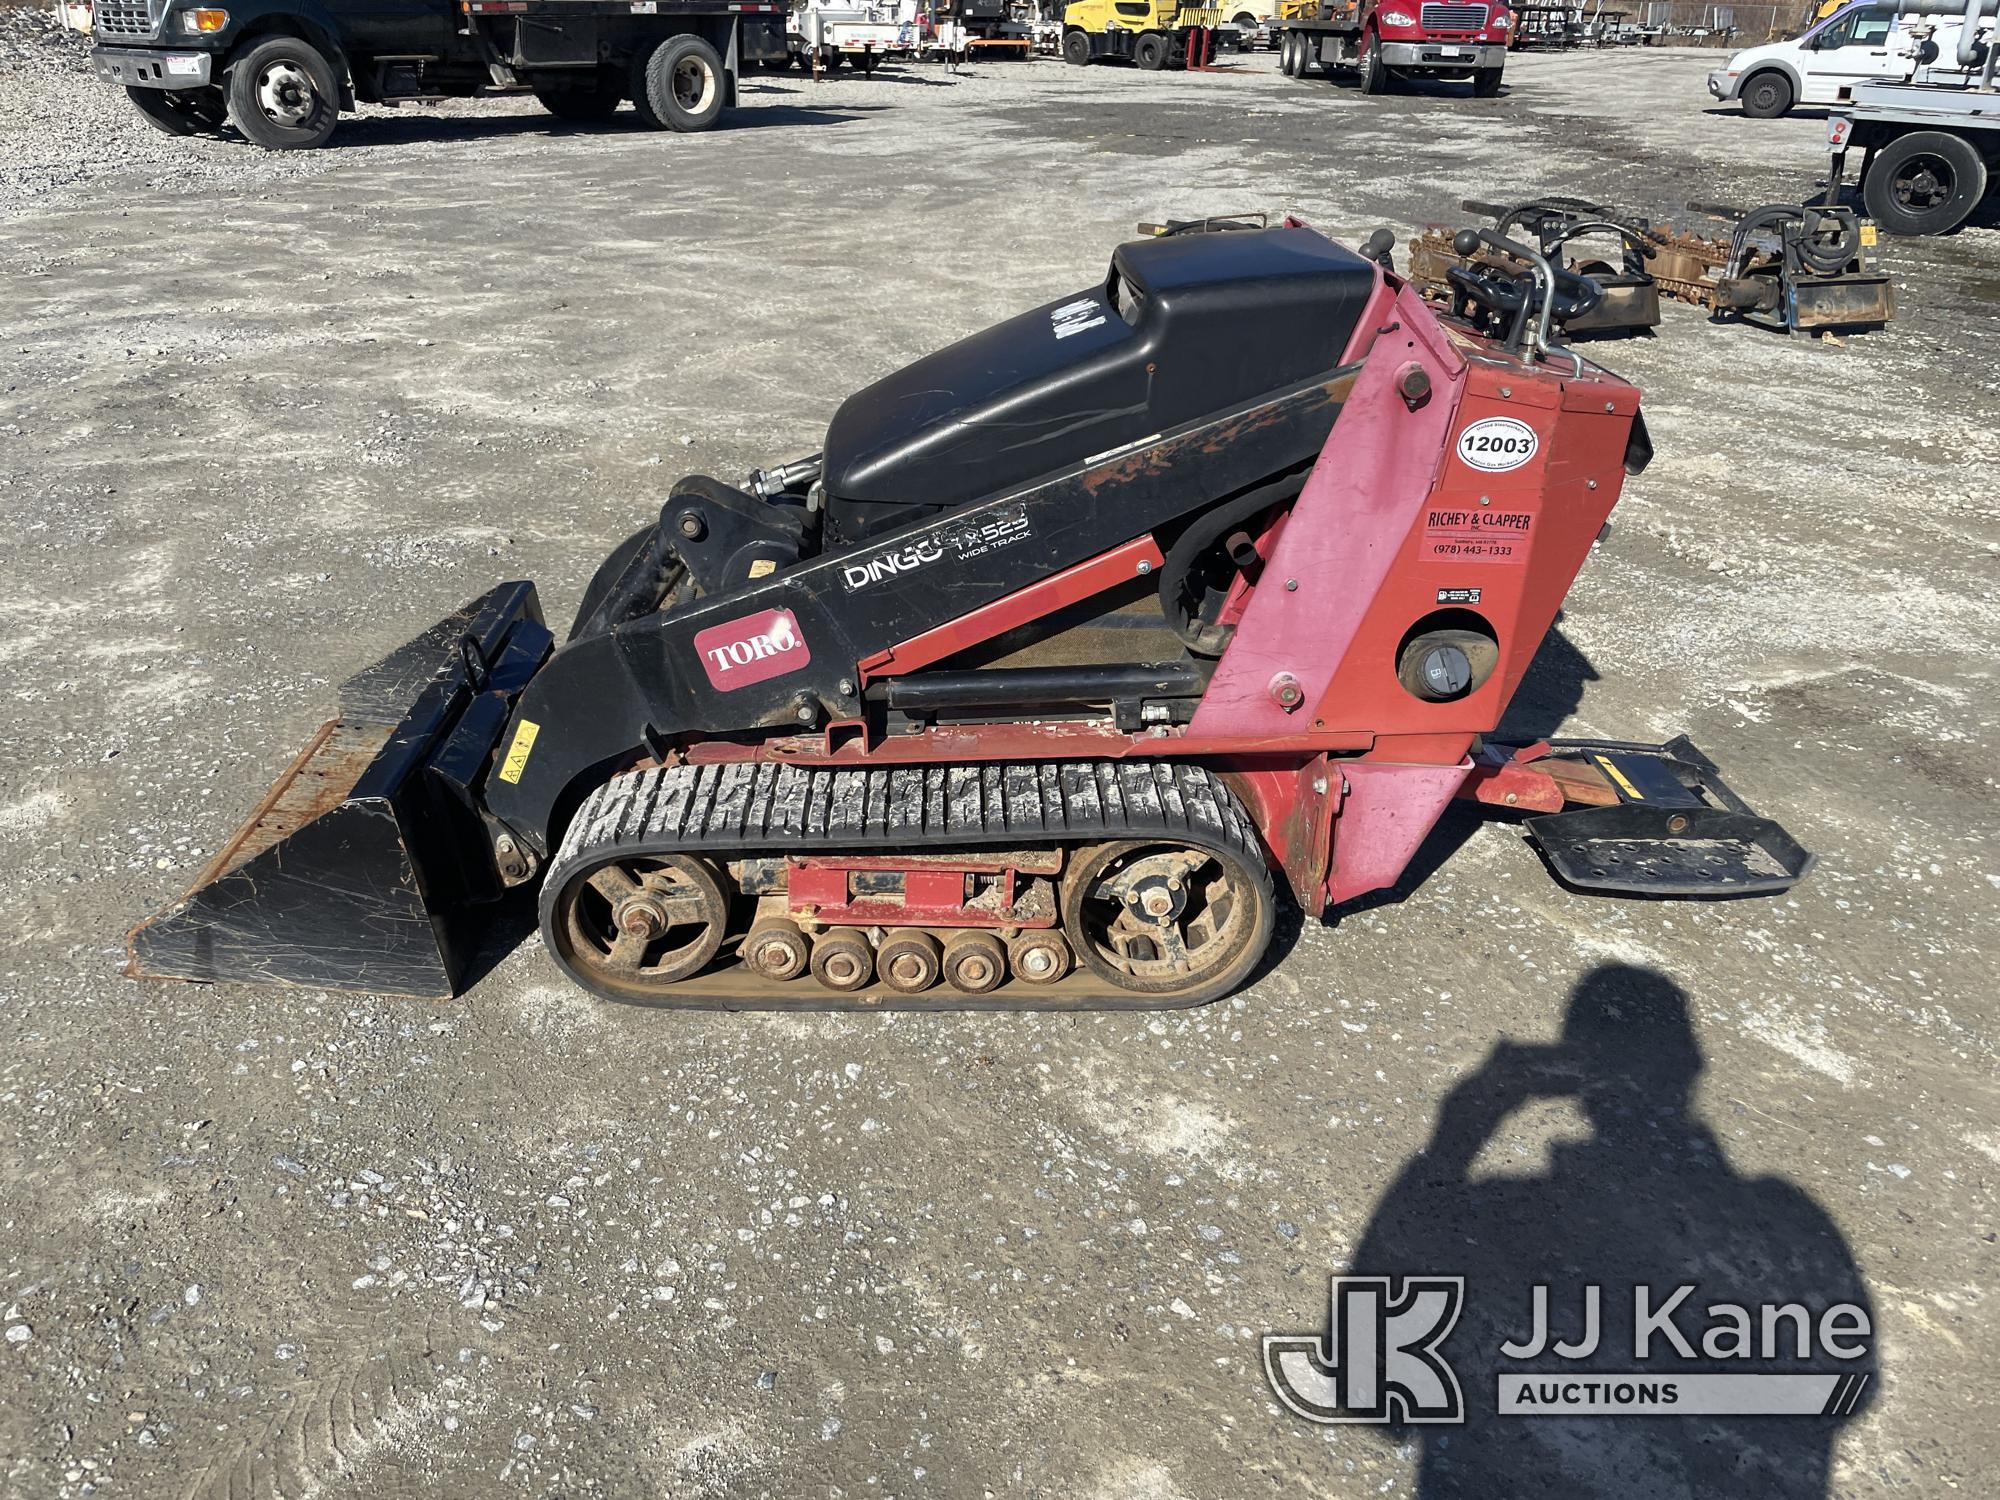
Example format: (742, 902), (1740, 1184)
(1157, 469), (1310, 655)
(1731, 204), (1855, 277)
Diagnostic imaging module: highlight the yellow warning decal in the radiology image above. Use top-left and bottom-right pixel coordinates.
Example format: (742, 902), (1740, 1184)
(498, 718), (540, 784)
(1860, 223), (1878, 246)
(747, 558), (777, 579)
(1594, 754), (1643, 801)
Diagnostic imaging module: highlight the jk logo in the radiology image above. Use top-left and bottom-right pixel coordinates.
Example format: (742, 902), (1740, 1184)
(1264, 1276), (1466, 1425)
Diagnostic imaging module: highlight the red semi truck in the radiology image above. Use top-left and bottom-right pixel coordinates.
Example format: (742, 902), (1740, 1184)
(1276, 0), (1511, 95)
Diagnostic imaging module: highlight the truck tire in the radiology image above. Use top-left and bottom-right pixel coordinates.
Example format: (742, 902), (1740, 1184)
(1063, 28), (1093, 64)
(1738, 70), (1792, 118)
(225, 35), (341, 150)
(633, 34), (726, 132)
(1471, 65), (1501, 95)
(1135, 32), (1169, 69)
(1280, 32), (1301, 75)
(126, 84), (228, 136)
(1357, 32), (1387, 92)
(535, 71), (624, 122)
(1863, 130), (1988, 236)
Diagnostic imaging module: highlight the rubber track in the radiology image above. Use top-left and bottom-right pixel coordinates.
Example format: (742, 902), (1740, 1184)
(553, 759), (1266, 871)
(542, 759), (1275, 1010)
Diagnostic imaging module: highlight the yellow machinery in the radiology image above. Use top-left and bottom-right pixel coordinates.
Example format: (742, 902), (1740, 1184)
(1061, 0), (1224, 67)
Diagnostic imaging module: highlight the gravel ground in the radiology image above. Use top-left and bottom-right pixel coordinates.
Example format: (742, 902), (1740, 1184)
(2, 20), (1998, 1500)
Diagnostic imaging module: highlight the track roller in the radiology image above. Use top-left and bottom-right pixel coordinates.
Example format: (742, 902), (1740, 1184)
(877, 928), (943, 995)
(810, 928), (875, 992)
(941, 929), (1008, 994)
(1006, 929), (1072, 986)
(744, 916), (811, 981)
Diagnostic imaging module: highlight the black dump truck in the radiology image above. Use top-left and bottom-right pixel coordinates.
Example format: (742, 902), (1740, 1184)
(87, 0), (789, 149)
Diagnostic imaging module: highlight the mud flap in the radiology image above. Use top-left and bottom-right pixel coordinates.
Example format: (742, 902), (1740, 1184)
(127, 582), (552, 998)
(1523, 736), (1814, 897)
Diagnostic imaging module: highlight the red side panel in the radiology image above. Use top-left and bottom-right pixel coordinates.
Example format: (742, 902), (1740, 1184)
(1187, 282), (1466, 740)
(1193, 285), (1639, 756)
(1307, 361), (1635, 738)
(1191, 278), (1643, 908)
(1325, 760), (1471, 907)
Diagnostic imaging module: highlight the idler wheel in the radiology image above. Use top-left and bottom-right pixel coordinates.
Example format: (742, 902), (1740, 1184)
(548, 853), (729, 1002)
(1059, 840), (1271, 1001)
(810, 928), (875, 993)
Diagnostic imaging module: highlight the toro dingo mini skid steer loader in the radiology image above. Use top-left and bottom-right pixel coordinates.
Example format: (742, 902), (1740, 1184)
(129, 219), (1812, 1010)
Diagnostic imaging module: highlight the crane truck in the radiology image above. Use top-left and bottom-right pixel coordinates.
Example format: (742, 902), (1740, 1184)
(1822, 0), (2000, 233)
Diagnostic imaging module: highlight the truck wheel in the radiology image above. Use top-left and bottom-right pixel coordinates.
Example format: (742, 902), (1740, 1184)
(225, 35), (340, 150)
(126, 84), (228, 136)
(1136, 32), (1169, 69)
(1738, 70), (1792, 118)
(1358, 33), (1387, 92)
(1063, 28), (1092, 64)
(633, 34), (726, 132)
(535, 72), (624, 122)
(1863, 130), (1988, 236)
(1471, 65), (1502, 95)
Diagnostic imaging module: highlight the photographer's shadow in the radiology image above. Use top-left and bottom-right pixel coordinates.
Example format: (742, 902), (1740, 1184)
(1351, 964), (1875, 1498)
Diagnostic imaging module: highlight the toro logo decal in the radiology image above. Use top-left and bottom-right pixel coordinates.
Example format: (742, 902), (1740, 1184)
(694, 608), (810, 691)
(1455, 416), (1539, 473)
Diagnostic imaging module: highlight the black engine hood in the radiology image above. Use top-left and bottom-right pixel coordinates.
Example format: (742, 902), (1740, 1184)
(819, 226), (1379, 543)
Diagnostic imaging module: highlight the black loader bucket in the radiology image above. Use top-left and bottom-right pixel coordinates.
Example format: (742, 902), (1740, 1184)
(127, 582), (552, 998)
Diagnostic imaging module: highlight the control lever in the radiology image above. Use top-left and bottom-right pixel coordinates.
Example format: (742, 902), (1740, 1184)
(1453, 227), (1583, 375)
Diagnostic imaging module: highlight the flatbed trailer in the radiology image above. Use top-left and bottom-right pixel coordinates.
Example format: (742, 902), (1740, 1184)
(88, 0), (788, 148)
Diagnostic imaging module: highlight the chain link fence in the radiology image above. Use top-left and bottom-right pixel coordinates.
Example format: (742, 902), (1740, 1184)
(1517, 1), (1807, 46)
(1639, 1), (1798, 43)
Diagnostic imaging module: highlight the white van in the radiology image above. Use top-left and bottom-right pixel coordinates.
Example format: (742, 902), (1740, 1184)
(1706, 3), (1974, 118)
